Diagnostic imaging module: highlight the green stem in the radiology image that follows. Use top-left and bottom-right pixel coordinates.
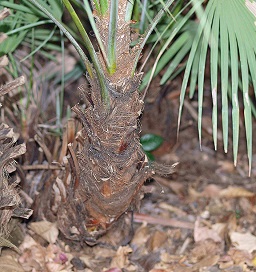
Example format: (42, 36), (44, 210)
(107, 0), (118, 75)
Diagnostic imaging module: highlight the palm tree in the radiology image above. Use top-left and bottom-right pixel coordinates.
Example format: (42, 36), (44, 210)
(25, 0), (175, 244)
(26, 0), (256, 244)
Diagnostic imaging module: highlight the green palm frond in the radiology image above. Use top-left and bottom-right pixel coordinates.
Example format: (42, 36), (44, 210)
(178, 0), (256, 175)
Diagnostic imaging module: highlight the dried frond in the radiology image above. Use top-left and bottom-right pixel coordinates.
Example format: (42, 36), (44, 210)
(0, 9), (32, 251)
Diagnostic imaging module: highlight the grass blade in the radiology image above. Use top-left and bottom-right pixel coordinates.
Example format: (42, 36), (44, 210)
(125, 0), (135, 22)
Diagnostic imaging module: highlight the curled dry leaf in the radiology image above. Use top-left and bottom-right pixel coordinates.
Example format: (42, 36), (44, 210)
(227, 248), (252, 267)
(0, 8), (10, 21)
(0, 55), (8, 67)
(192, 255), (220, 270)
(104, 268), (122, 272)
(149, 268), (167, 272)
(190, 239), (221, 263)
(131, 222), (150, 248)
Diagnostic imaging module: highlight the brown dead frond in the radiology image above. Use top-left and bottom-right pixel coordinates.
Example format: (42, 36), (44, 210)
(0, 9), (32, 252)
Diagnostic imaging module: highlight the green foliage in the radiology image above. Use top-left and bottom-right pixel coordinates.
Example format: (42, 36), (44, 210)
(92, 0), (108, 15)
(141, 133), (164, 160)
(139, 0), (203, 91)
(137, 0), (256, 174)
(177, 0), (256, 174)
(0, 0), (63, 57)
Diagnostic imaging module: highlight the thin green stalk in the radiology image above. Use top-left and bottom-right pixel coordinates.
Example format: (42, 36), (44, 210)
(21, 26), (57, 62)
(27, 27), (35, 109)
(139, 0), (148, 34)
(55, 29), (65, 132)
(108, 0), (118, 75)
(6, 20), (53, 35)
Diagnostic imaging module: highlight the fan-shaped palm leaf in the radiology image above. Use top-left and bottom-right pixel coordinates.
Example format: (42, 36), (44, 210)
(178, 0), (256, 175)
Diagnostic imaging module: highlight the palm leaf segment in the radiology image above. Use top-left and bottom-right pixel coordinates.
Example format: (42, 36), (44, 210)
(178, 0), (256, 175)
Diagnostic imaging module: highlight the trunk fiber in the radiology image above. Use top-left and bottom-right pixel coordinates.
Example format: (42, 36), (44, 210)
(36, 0), (153, 244)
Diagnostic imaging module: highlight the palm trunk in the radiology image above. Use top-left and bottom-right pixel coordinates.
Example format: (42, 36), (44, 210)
(56, 0), (153, 243)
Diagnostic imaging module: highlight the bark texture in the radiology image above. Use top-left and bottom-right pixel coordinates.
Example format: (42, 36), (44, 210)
(56, 0), (153, 243)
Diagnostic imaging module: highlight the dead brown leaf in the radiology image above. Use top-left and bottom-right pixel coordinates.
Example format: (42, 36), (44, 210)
(149, 269), (168, 272)
(110, 246), (132, 269)
(192, 254), (219, 270)
(220, 186), (255, 198)
(19, 235), (70, 271)
(201, 184), (221, 198)
(104, 268), (122, 272)
(190, 239), (221, 263)
(228, 248), (252, 267)
(131, 222), (150, 248)
(216, 160), (235, 174)
(147, 231), (168, 252)
(29, 221), (59, 244)
(230, 231), (256, 253)
(194, 219), (222, 243)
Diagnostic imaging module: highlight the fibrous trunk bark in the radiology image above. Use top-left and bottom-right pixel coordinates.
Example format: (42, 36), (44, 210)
(40, 0), (153, 244)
